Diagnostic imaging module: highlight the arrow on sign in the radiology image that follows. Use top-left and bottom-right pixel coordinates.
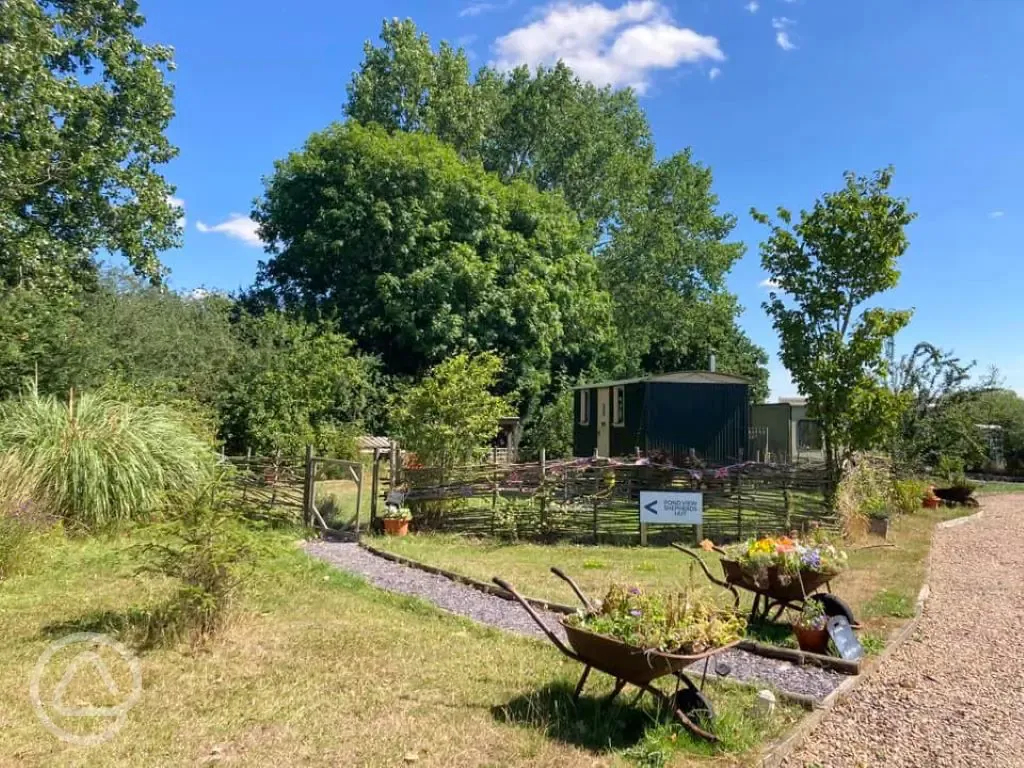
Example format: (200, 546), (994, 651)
(644, 500), (658, 516)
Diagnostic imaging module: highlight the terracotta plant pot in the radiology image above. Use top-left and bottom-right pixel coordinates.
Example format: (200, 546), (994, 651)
(923, 497), (940, 510)
(793, 624), (830, 654)
(383, 518), (409, 537)
(868, 517), (889, 538)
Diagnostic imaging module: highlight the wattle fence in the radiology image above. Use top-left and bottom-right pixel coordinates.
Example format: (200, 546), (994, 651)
(401, 458), (836, 545)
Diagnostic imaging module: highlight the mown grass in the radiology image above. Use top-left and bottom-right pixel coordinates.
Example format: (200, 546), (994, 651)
(371, 505), (972, 646)
(0, 529), (799, 767)
(972, 481), (1024, 495)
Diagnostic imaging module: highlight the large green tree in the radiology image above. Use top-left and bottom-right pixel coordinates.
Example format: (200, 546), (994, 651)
(345, 20), (652, 232)
(602, 151), (769, 397)
(251, 122), (613, 416)
(0, 0), (180, 289)
(344, 19), (765, 394)
(968, 388), (1024, 474)
(888, 342), (985, 471)
(753, 168), (915, 477)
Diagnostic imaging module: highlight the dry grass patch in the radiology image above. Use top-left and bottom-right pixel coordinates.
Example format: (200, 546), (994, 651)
(0, 530), (797, 767)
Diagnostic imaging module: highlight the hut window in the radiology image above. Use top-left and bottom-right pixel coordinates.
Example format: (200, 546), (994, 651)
(579, 390), (591, 425)
(612, 386), (625, 426)
(797, 419), (822, 451)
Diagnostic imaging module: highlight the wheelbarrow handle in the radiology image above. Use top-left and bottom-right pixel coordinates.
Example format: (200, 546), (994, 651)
(492, 577), (577, 659)
(549, 567), (597, 612)
(670, 544), (740, 608)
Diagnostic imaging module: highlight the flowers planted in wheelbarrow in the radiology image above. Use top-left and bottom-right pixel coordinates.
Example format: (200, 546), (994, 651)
(725, 530), (848, 588)
(565, 584), (746, 654)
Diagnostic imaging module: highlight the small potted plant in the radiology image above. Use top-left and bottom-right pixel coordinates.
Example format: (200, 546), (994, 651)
(864, 497), (891, 538)
(381, 505), (412, 536)
(922, 486), (941, 510)
(792, 600), (829, 654)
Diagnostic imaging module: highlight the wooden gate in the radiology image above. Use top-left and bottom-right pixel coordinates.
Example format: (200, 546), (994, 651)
(303, 449), (365, 535)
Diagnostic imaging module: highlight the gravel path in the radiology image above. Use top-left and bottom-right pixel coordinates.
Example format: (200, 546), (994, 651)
(787, 495), (1024, 768)
(305, 540), (846, 702)
(305, 540), (569, 641)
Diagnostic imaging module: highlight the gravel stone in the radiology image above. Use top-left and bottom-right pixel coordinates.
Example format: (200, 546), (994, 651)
(686, 648), (845, 700)
(304, 540), (568, 641)
(786, 495), (1024, 768)
(305, 540), (847, 702)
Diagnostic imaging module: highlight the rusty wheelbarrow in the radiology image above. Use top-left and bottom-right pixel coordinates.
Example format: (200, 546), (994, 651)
(494, 568), (738, 741)
(671, 543), (857, 627)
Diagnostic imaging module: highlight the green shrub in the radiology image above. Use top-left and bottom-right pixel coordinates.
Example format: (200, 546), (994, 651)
(893, 478), (929, 516)
(0, 389), (216, 531)
(138, 477), (256, 643)
(936, 454), (966, 483)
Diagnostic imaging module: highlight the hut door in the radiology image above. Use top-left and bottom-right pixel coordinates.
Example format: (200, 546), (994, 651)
(596, 387), (610, 457)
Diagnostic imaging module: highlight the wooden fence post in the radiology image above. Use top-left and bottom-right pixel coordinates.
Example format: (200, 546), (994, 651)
(539, 448), (548, 531)
(736, 470), (743, 540)
(353, 463), (363, 535)
(370, 448), (381, 523)
(593, 497), (599, 544)
(302, 444), (314, 527)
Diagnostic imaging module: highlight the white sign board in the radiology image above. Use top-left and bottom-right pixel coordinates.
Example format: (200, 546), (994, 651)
(639, 491), (703, 525)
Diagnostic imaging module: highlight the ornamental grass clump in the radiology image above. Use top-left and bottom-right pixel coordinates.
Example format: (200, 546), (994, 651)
(726, 528), (848, 588)
(566, 584), (746, 653)
(0, 389), (216, 532)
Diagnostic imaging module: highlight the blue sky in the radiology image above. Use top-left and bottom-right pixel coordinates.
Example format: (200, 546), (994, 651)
(140, 0), (1024, 398)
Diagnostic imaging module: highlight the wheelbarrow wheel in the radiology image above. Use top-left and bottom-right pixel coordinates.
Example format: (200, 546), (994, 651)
(673, 687), (715, 725)
(810, 593), (859, 628)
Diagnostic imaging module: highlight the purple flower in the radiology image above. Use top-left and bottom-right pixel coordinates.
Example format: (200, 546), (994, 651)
(628, 587), (641, 595)
(801, 550), (822, 568)
(629, 609), (642, 618)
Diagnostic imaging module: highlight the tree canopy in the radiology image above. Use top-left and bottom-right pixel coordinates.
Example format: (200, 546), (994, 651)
(0, 0), (180, 290)
(252, 122), (613, 414)
(342, 19), (767, 399)
(754, 168), (915, 475)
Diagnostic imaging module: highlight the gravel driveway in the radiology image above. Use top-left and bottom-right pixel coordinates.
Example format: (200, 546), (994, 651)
(787, 494), (1024, 768)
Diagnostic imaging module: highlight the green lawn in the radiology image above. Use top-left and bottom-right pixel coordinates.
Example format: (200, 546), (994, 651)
(0, 529), (800, 767)
(972, 481), (1024, 495)
(371, 505), (970, 646)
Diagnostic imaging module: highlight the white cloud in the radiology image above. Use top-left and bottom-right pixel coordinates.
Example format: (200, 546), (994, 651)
(167, 195), (186, 228)
(457, 34), (479, 47)
(745, 1), (759, 12)
(989, 210), (1005, 219)
(195, 214), (262, 247)
(772, 16), (796, 50)
(709, 67), (722, 80)
(460, 1), (512, 17)
(759, 277), (780, 289)
(491, 1), (724, 93)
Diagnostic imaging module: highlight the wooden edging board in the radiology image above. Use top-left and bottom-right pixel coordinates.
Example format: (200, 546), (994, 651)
(758, 503), (988, 767)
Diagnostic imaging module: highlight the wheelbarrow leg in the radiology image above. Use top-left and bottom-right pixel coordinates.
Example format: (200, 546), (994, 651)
(749, 593), (761, 623)
(641, 683), (718, 743)
(768, 601), (788, 623)
(605, 678), (627, 706)
(573, 666), (592, 702)
(627, 688), (646, 707)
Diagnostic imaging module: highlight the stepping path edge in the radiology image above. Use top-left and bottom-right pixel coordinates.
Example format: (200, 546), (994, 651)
(758, 506), (989, 768)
